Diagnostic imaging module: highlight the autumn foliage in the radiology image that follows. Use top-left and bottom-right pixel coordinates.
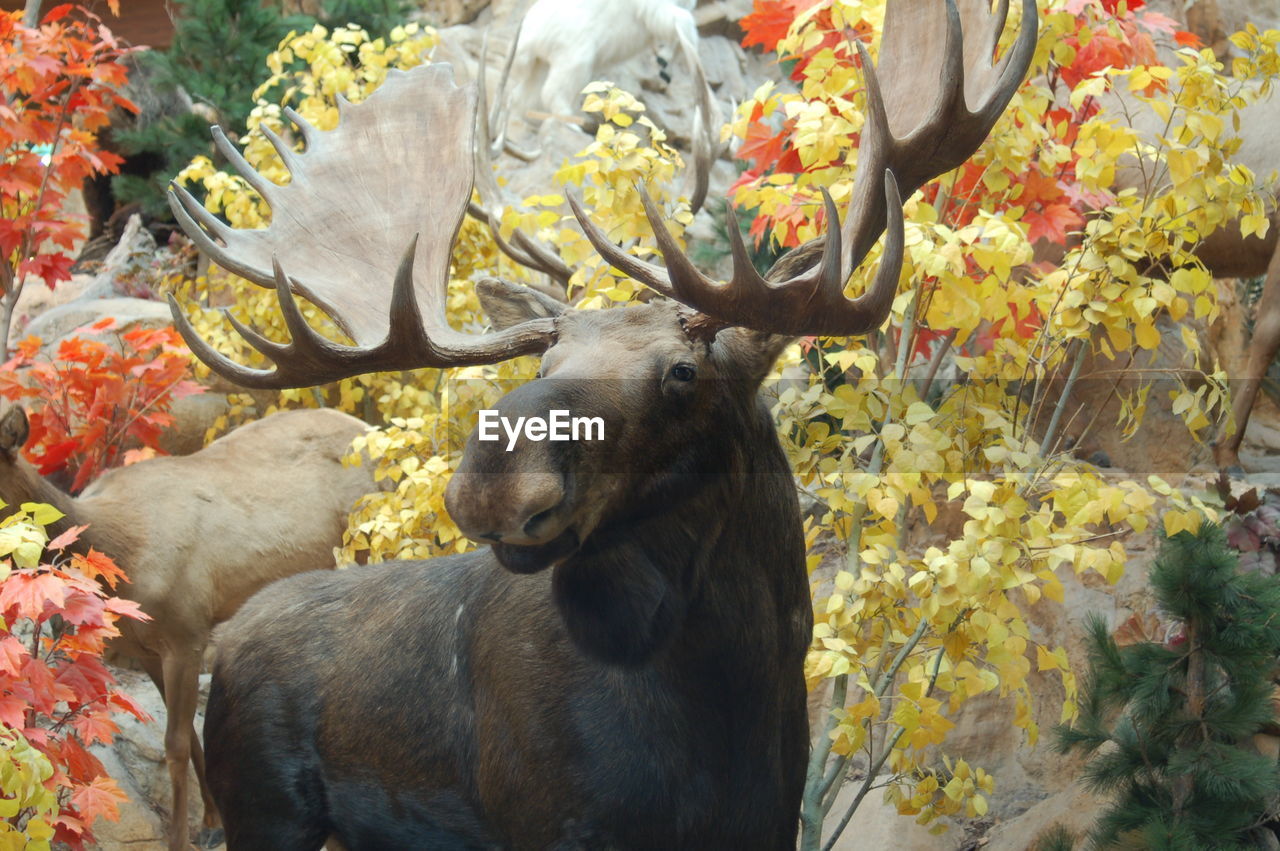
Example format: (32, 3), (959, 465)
(0, 4), (134, 351)
(0, 503), (147, 849)
(726, 0), (1279, 845)
(0, 324), (204, 493)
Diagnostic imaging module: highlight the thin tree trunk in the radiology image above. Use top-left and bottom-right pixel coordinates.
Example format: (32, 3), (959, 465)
(22, 0), (43, 27)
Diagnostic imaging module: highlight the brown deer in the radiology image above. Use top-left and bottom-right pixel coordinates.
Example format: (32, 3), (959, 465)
(163, 0), (1035, 846)
(0, 406), (376, 850)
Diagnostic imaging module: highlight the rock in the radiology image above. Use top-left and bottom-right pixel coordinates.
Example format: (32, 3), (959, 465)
(823, 785), (958, 851)
(931, 530), (1158, 823)
(7, 272), (98, 343)
(1057, 315), (1217, 477)
(23, 297), (174, 347)
(984, 783), (1104, 851)
(75, 214), (159, 301)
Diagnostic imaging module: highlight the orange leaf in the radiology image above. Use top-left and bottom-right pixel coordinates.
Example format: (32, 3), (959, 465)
(71, 711), (119, 747)
(0, 571), (68, 620)
(47, 523), (87, 552)
(70, 774), (126, 823)
(71, 549), (128, 588)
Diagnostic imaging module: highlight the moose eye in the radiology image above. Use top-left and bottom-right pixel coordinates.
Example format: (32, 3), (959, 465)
(671, 364), (696, 382)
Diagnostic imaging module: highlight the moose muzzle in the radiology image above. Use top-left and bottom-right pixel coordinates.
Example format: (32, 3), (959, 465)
(445, 380), (587, 573)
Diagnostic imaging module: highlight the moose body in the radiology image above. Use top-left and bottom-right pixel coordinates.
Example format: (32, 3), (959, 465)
(167, 3), (1034, 846)
(207, 375), (809, 848)
(211, 409), (808, 844)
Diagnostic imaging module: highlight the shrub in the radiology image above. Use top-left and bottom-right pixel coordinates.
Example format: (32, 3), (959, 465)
(0, 502), (149, 849)
(0, 324), (203, 493)
(1057, 522), (1280, 848)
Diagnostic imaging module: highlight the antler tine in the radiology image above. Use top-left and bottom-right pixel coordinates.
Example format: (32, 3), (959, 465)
(167, 181), (276, 290)
(675, 31), (720, 214)
(258, 123), (301, 177)
(569, 0), (1035, 338)
(472, 31), (570, 286)
(482, 23), (542, 161)
(211, 126), (280, 207)
(168, 295), (286, 389)
(281, 107), (317, 149)
(978, 0), (1038, 128)
(171, 237), (560, 389)
(565, 190), (675, 296)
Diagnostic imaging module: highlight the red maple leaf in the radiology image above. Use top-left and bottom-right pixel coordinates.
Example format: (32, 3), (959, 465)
(70, 775), (126, 823)
(71, 711), (120, 747)
(742, 0), (801, 52)
(71, 549), (128, 589)
(0, 571), (67, 620)
(1023, 202), (1085, 246)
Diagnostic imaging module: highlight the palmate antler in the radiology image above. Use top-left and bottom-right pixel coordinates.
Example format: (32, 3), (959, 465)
(167, 64), (557, 389)
(170, 0), (1036, 389)
(569, 0), (1038, 337)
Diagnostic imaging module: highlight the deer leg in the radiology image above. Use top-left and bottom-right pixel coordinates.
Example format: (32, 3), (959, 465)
(141, 653), (222, 844)
(1217, 244), (1280, 471)
(161, 649), (204, 851)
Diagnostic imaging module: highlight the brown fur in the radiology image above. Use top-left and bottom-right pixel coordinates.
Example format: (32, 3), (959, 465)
(0, 407), (377, 851)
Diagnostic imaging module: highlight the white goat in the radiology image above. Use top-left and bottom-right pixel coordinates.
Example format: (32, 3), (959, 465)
(508, 0), (700, 118)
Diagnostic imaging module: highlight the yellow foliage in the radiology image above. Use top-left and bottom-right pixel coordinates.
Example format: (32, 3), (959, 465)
(0, 727), (58, 850)
(746, 0), (1274, 831)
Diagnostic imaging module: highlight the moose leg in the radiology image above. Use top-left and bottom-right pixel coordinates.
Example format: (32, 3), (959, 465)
(161, 649), (205, 851)
(1216, 244), (1280, 470)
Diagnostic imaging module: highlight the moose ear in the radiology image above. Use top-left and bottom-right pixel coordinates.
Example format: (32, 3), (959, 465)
(475, 278), (566, 330)
(714, 329), (798, 386)
(0, 408), (29, 455)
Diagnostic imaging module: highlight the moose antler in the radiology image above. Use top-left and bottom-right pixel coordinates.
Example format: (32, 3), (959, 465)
(171, 0), (1035, 390)
(568, 0), (1037, 337)
(167, 64), (557, 388)
(470, 29), (575, 290)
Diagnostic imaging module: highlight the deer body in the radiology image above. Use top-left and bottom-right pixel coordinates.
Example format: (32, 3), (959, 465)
(206, 377), (808, 848)
(0, 407), (376, 850)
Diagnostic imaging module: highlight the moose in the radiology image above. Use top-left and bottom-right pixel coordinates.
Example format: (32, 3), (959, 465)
(0, 406), (376, 850)
(164, 0), (1035, 846)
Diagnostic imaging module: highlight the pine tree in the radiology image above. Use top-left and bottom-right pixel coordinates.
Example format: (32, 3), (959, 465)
(111, 0), (308, 217)
(109, 0), (410, 218)
(1056, 522), (1280, 849)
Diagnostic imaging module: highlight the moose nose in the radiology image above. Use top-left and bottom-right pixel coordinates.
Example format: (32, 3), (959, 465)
(445, 469), (566, 546)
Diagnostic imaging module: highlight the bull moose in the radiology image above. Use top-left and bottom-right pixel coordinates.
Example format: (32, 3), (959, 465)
(165, 0), (1036, 846)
